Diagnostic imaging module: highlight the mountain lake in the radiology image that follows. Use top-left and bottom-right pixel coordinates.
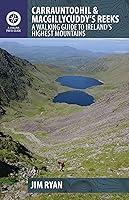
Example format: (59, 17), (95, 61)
(53, 75), (103, 106)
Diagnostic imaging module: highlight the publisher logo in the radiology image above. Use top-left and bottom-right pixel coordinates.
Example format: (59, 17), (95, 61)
(6, 11), (21, 26)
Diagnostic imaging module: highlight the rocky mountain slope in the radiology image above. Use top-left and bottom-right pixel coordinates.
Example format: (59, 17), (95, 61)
(0, 48), (62, 198)
(0, 48), (34, 105)
(0, 47), (65, 107)
(0, 131), (47, 200)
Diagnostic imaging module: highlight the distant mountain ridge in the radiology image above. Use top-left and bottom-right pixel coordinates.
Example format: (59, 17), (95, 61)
(0, 42), (107, 70)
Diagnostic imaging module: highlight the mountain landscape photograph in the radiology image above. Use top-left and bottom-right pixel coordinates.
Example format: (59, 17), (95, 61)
(0, 38), (129, 200)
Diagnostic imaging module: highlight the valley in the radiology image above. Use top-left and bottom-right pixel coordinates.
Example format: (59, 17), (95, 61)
(0, 45), (129, 200)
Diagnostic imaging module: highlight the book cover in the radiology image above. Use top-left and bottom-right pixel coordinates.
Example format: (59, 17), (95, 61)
(0, 0), (129, 199)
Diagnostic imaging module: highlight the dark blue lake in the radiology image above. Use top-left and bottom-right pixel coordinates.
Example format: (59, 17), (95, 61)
(53, 75), (103, 106)
(56, 75), (103, 89)
(53, 90), (95, 106)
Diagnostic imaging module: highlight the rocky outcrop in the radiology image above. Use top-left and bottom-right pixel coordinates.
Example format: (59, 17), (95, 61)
(0, 106), (6, 116)
(0, 131), (33, 161)
(0, 160), (19, 178)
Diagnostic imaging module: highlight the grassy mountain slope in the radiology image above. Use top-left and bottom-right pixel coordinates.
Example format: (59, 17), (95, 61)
(81, 54), (129, 99)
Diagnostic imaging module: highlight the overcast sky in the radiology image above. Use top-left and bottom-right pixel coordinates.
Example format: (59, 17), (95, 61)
(0, 38), (129, 52)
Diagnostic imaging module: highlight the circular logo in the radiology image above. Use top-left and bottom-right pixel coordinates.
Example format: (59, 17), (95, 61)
(6, 11), (21, 26)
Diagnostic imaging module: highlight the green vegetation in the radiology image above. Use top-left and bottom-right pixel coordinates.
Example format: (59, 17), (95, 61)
(81, 54), (129, 99)
(0, 131), (45, 168)
(0, 177), (18, 186)
(1, 48), (129, 199)
(0, 48), (81, 122)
